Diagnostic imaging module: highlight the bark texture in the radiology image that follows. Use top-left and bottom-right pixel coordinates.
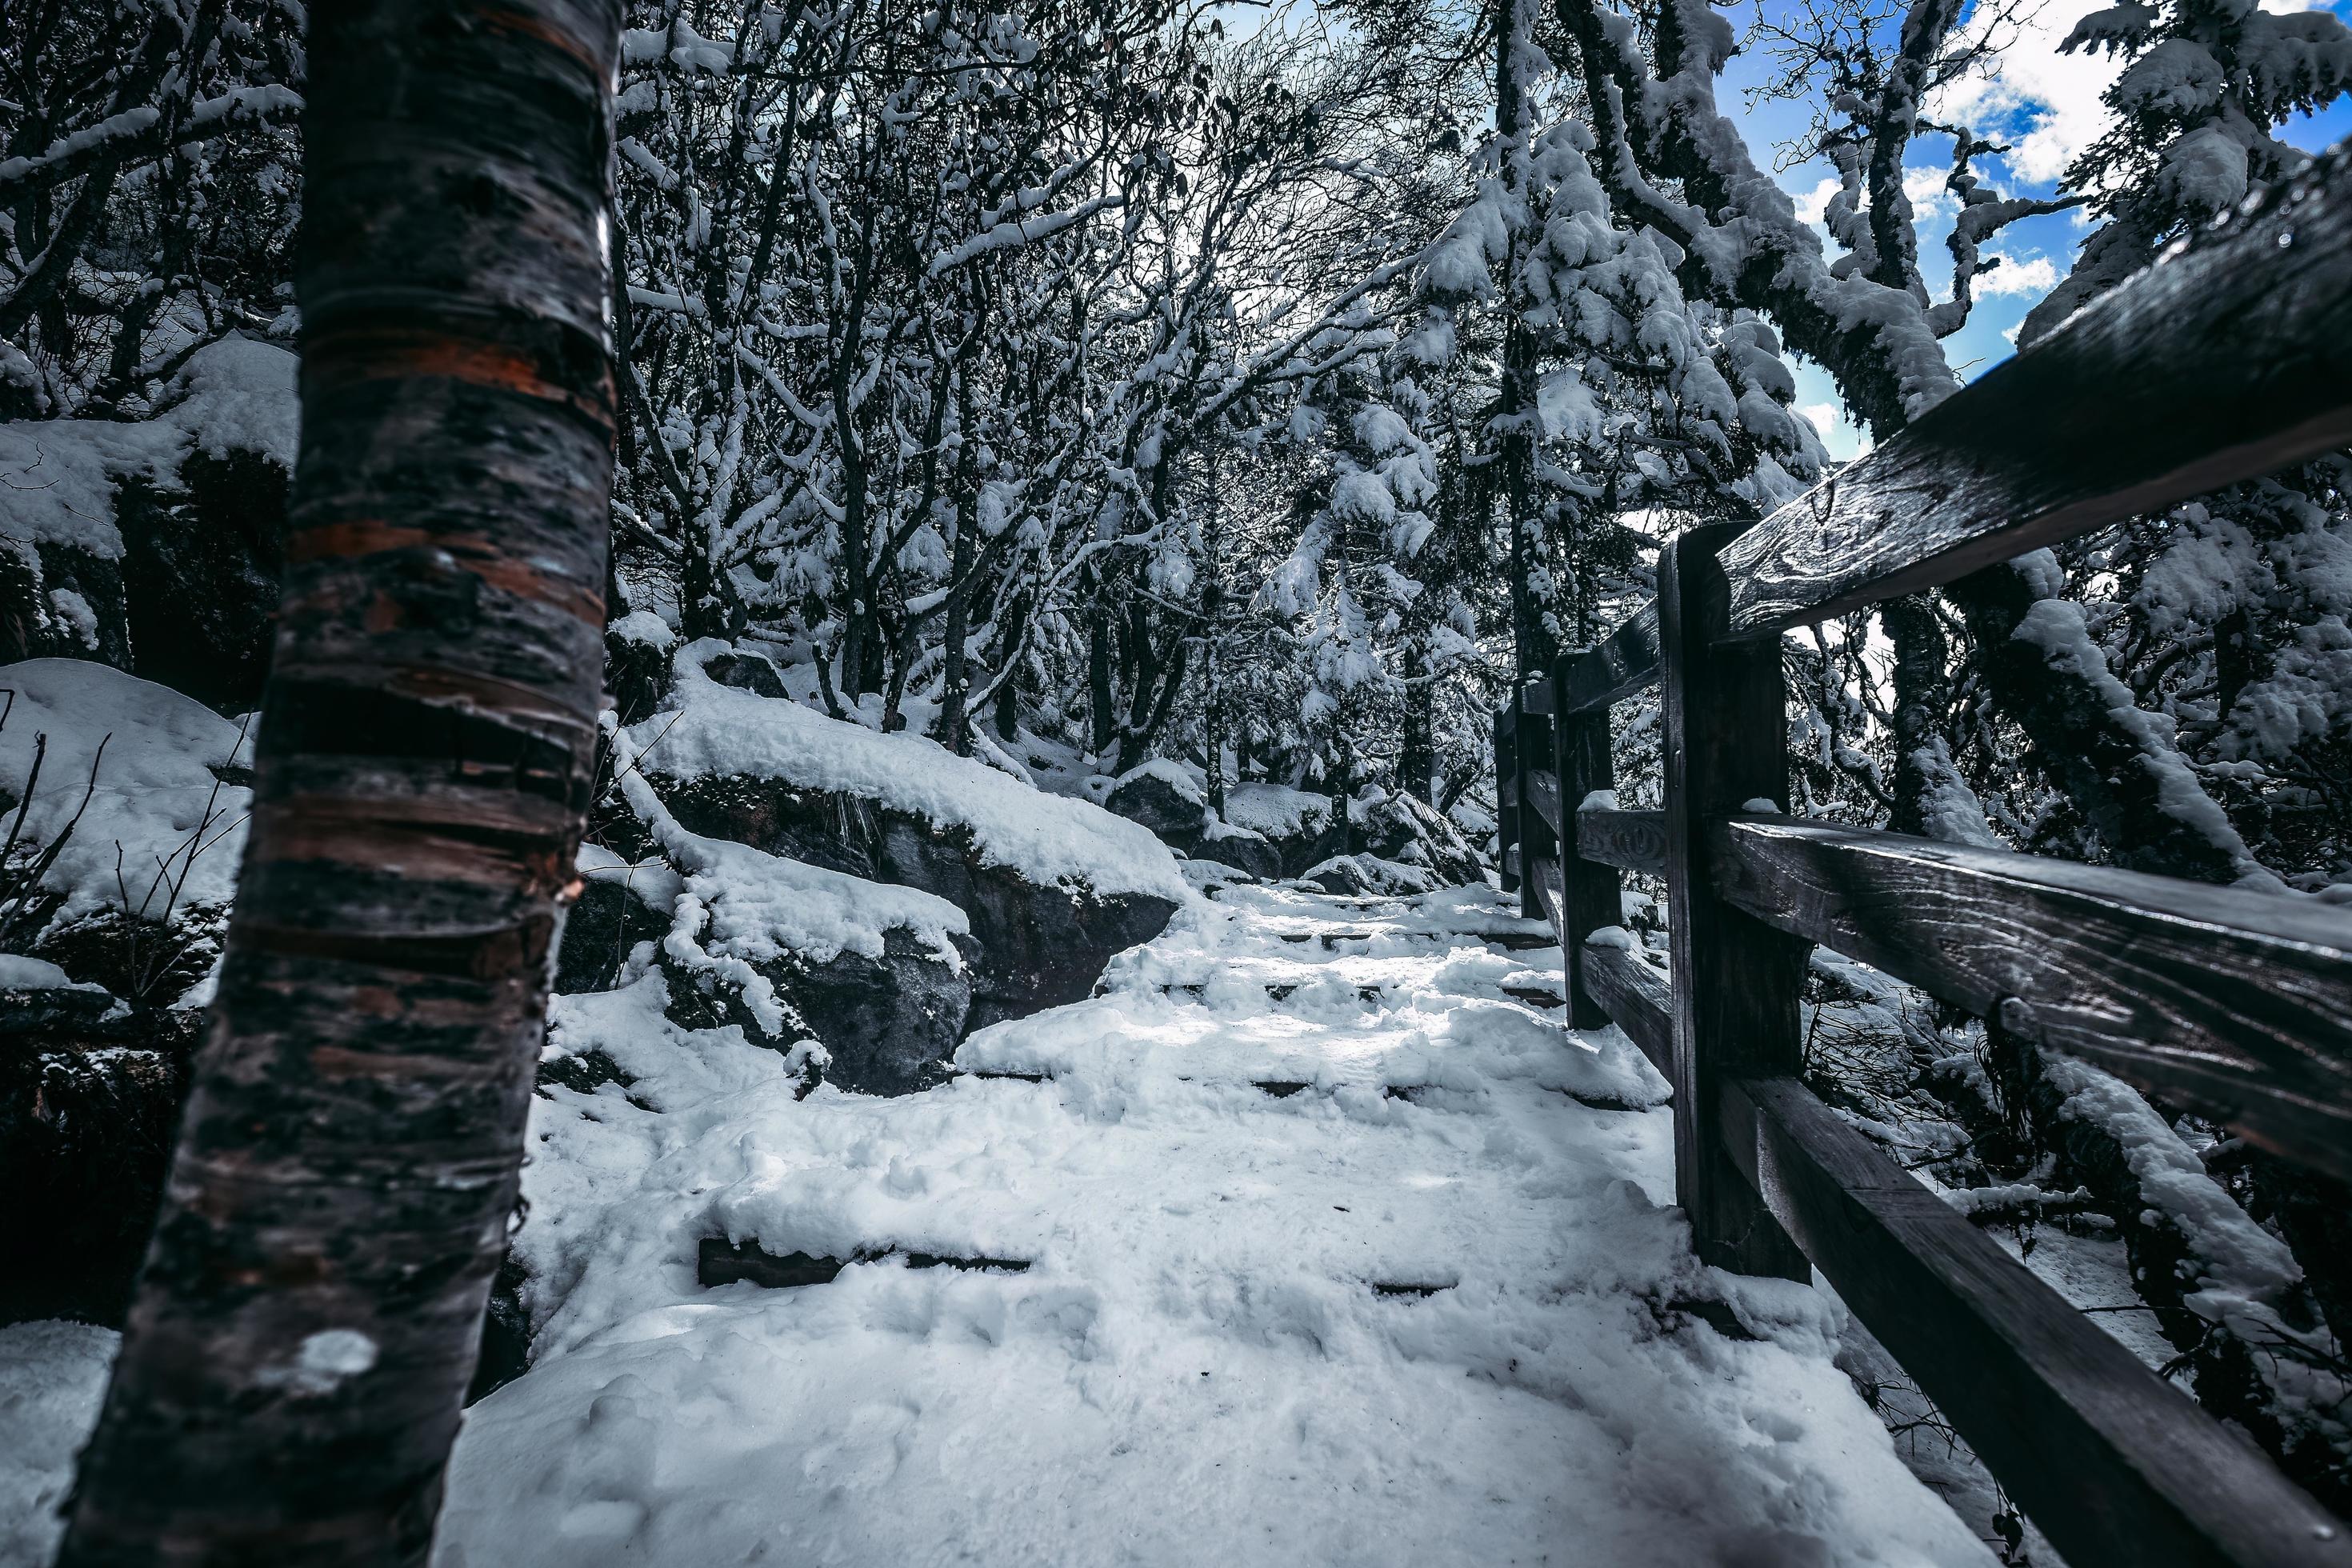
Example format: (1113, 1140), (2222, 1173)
(1880, 594), (1953, 840)
(57, 2), (620, 1562)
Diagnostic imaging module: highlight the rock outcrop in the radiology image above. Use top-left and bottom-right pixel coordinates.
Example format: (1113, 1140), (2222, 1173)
(1104, 764), (1282, 881)
(0, 336), (297, 713)
(655, 772), (1174, 1030)
(618, 642), (1187, 1046)
(0, 964), (202, 1325)
(1108, 770), (1486, 888)
(117, 447), (287, 712)
(661, 922), (978, 1094)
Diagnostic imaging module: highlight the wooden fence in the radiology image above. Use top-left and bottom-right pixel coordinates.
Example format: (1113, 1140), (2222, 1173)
(1494, 146), (2352, 1567)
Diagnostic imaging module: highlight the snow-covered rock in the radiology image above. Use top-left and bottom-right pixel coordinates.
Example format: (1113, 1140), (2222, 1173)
(554, 848), (677, 996)
(0, 337), (295, 707)
(1303, 851), (1436, 896)
(666, 924), (977, 1097)
(1222, 780), (1334, 850)
(0, 661), (245, 1326)
(0, 658), (249, 936)
(1346, 790), (1486, 886)
(603, 611), (675, 727)
(1215, 780), (1487, 884)
(1107, 769), (1486, 889)
(1104, 761), (1282, 880)
(630, 643), (1185, 1033)
(603, 726), (982, 1096)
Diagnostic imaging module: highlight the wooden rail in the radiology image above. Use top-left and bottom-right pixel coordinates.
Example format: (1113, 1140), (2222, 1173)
(1718, 147), (2352, 641)
(1490, 147), (2352, 1567)
(1522, 602), (1658, 716)
(1716, 815), (2352, 1182)
(1576, 808), (1664, 874)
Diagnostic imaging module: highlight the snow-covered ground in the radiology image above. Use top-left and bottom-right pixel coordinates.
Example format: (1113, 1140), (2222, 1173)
(0, 878), (1997, 1567)
(425, 878), (1990, 1567)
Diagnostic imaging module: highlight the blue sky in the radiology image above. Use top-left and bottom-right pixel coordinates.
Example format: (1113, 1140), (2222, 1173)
(1712, 0), (2352, 458)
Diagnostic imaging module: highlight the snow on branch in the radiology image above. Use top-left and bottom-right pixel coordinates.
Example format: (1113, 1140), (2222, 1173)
(926, 190), (1126, 278)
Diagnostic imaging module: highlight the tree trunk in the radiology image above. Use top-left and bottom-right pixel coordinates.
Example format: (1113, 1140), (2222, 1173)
(2214, 603), (2258, 726)
(1114, 630), (1187, 776)
(1201, 456), (1229, 814)
(1881, 594), (1954, 838)
(678, 503), (734, 642)
(1087, 595), (1115, 758)
(1493, 0), (1550, 681)
(994, 588), (1027, 744)
(1945, 563), (2256, 884)
(57, 4), (619, 1563)
(1204, 668), (1227, 814)
(938, 527), (976, 754)
(1330, 700), (1357, 856)
(1402, 644), (1435, 805)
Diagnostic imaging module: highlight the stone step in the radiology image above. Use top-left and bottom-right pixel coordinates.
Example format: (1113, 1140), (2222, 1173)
(699, 1238), (1030, 1290)
(1155, 980), (1389, 1005)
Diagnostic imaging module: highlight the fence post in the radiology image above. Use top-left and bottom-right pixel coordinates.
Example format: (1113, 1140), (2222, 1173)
(1551, 650), (1622, 1030)
(1658, 523), (1810, 1280)
(1494, 706), (1520, 897)
(1514, 685), (1556, 922)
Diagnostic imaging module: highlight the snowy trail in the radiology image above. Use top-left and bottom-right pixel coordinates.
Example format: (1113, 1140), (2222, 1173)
(434, 880), (1992, 1567)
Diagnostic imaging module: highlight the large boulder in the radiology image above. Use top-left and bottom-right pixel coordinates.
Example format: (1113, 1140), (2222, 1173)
(553, 830), (978, 1096)
(554, 848), (677, 994)
(1218, 782), (1487, 885)
(1341, 789), (1486, 887)
(631, 642), (1186, 1032)
(1303, 853), (1437, 897)
(656, 772), (1172, 1030)
(702, 648), (787, 698)
(594, 756), (989, 1094)
(1222, 782), (1340, 877)
(1104, 762), (1282, 881)
(660, 923), (977, 1095)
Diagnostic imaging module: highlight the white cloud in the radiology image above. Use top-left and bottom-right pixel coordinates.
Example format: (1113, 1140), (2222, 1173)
(1799, 402), (1843, 436)
(1930, 0), (2317, 185)
(1975, 251), (2062, 296)
(1902, 166), (1958, 224)
(1792, 175), (1842, 226)
(1932, 0), (2126, 184)
(1788, 168), (1954, 230)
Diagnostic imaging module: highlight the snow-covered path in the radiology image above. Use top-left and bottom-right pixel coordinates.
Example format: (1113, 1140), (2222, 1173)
(434, 879), (1991, 1567)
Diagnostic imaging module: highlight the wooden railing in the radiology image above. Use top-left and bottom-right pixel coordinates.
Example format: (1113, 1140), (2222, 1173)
(1494, 146), (2352, 1568)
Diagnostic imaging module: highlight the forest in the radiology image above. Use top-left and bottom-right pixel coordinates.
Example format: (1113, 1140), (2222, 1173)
(0, 0), (2350, 1562)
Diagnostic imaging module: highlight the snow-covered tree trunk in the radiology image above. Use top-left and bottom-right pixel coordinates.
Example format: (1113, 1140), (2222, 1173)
(56, 2), (620, 1562)
(1946, 561), (2270, 882)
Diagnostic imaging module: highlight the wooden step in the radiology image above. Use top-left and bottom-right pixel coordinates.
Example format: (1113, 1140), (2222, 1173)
(699, 1238), (1030, 1290)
